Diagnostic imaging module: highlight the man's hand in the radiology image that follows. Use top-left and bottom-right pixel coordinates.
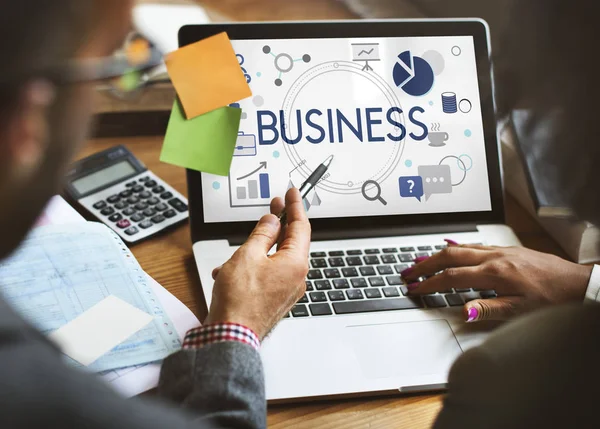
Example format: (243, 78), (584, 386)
(204, 188), (311, 340)
(403, 242), (593, 322)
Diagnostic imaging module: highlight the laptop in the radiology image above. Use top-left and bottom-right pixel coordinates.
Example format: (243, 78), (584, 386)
(184, 19), (521, 401)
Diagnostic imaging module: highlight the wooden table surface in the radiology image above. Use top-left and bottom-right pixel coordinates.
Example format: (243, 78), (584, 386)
(79, 135), (568, 429)
(85, 1), (570, 427)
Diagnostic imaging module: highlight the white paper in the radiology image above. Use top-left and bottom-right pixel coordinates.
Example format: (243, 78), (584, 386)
(35, 196), (84, 226)
(49, 296), (153, 366)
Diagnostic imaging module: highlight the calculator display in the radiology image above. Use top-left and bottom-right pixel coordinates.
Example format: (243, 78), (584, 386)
(71, 161), (136, 195)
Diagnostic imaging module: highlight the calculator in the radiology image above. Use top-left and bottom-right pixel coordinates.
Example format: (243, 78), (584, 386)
(65, 145), (189, 243)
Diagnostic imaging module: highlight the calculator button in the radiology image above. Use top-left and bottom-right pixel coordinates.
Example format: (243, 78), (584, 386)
(125, 181), (136, 187)
(107, 195), (120, 204)
(119, 190), (132, 198)
(100, 207), (115, 216)
(139, 191), (151, 199)
(134, 202), (148, 211)
(160, 191), (173, 200)
(114, 201), (128, 210)
(127, 196), (139, 204)
(123, 208), (136, 216)
(139, 176), (150, 182)
(108, 213), (122, 222)
(168, 198), (188, 213)
(164, 209), (177, 218)
(143, 208), (156, 217)
(151, 215), (166, 224)
(144, 180), (157, 188)
(124, 226), (139, 235)
(132, 185), (144, 193)
(152, 186), (165, 194)
(155, 203), (168, 212)
(93, 201), (107, 210)
(131, 213), (145, 222)
(116, 219), (131, 229)
(139, 220), (153, 229)
(147, 197), (159, 205)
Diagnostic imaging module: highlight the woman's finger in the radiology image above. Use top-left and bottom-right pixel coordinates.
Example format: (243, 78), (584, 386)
(403, 247), (492, 282)
(407, 266), (486, 294)
(464, 297), (526, 322)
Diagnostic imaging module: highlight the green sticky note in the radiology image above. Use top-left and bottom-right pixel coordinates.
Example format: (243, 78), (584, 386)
(160, 100), (242, 176)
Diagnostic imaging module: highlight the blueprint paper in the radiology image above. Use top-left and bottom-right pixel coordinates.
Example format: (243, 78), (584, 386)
(0, 223), (181, 372)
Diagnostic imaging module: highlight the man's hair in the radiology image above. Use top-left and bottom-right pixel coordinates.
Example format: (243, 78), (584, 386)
(496, 0), (600, 225)
(0, 1), (93, 115)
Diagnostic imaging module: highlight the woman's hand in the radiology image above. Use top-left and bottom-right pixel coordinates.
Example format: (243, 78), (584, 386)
(402, 241), (593, 323)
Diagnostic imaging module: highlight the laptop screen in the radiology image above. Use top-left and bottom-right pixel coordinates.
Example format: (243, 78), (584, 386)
(201, 35), (492, 223)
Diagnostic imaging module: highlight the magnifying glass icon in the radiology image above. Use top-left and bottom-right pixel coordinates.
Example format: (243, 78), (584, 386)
(361, 180), (388, 206)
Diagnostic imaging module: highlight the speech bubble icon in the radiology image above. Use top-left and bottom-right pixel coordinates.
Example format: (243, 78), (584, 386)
(399, 176), (424, 202)
(418, 165), (453, 201)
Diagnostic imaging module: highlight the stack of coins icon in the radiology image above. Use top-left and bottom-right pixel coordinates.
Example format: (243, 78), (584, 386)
(442, 92), (458, 113)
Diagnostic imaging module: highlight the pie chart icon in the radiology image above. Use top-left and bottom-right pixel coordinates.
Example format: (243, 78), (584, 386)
(392, 51), (435, 96)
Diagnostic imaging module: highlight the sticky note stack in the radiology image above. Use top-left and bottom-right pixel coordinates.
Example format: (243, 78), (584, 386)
(160, 32), (252, 176)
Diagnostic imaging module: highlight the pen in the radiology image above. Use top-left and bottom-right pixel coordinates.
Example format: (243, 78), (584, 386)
(278, 155), (334, 225)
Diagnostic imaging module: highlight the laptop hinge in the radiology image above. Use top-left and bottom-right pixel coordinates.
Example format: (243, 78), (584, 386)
(227, 223), (478, 246)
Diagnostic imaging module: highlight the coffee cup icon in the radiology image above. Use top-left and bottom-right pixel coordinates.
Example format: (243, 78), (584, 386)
(428, 131), (449, 147)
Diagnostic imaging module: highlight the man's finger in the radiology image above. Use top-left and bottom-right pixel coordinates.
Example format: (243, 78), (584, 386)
(465, 297), (525, 322)
(242, 214), (282, 255)
(273, 188), (311, 259)
(211, 265), (223, 280)
(407, 266), (485, 295)
(403, 247), (492, 282)
(270, 197), (285, 217)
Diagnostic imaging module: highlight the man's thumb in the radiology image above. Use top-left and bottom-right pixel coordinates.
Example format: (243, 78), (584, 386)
(465, 297), (524, 322)
(243, 214), (281, 255)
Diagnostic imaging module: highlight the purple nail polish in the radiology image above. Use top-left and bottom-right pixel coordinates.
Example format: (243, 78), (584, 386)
(444, 239), (459, 246)
(466, 307), (479, 323)
(407, 283), (420, 291)
(401, 267), (414, 277)
(413, 256), (429, 263)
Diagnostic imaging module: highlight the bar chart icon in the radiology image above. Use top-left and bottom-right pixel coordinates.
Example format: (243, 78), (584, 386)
(229, 164), (272, 208)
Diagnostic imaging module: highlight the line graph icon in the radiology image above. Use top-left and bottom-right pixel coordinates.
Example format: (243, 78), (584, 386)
(263, 45), (311, 87)
(351, 43), (380, 71)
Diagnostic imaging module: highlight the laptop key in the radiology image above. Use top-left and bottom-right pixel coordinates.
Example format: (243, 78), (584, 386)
(346, 256), (363, 266)
(386, 275), (403, 286)
(365, 249), (380, 255)
(311, 259), (327, 268)
(399, 254), (414, 263)
(360, 266), (376, 276)
(418, 246), (433, 251)
(329, 251), (345, 257)
(347, 250), (363, 255)
(305, 281), (314, 291)
(415, 252), (429, 259)
(365, 288), (382, 299)
(400, 247), (415, 252)
(342, 267), (359, 277)
(333, 279), (350, 289)
(351, 278), (368, 288)
(381, 254), (397, 264)
(328, 291), (346, 301)
(435, 245), (447, 250)
(383, 287), (400, 298)
(364, 255), (380, 265)
(291, 305), (309, 317)
(333, 298), (424, 314)
(315, 280), (332, 291)
(394, 264), (410, 274)
(377, 265), (394, 275)
(309, 292), (327, 302)
(455, 288), (472, 293)
(307, 270), (323, 280)
(480, 290), (497, 299)
(445, 294), (464, 307)
(383, 248), (398, 253)
(346, 289), (364, 300)
(424, 295), (448, 308)
(310, 303), (333, 316)
(324, 269), (341, 279)
(297, 294), (309, 304)
(368, 277), (385, 287)
(399, 285), (409, 295)
(311, 252), (326, 258)
(328, 257), (345, 267)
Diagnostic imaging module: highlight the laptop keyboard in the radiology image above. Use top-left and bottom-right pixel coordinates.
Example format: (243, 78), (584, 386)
(287, 243), (497, 318)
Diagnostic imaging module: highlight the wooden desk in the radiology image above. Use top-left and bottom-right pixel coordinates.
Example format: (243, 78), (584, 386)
(80, 136), (567, 429)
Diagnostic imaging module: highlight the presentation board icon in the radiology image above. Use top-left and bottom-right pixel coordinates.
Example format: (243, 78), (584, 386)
(351, 43), (381, 71)
(392, 51), (435, 96)
(233, 132), (257, 157)
(229, 162), (271, 208)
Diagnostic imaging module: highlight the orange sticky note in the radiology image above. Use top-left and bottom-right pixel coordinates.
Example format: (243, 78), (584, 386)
(165, 32), (252, 119)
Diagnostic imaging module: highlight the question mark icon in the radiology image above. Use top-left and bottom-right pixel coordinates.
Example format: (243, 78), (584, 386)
(407, 180), (415, 194)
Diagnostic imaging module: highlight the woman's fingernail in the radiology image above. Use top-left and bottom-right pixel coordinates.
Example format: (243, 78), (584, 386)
(413, 256), (429, 263)
(401, 267), (414, 277)
(444, 239), (459, 246)
(407, 283), (420, 291)
(466, 307), (479, 323)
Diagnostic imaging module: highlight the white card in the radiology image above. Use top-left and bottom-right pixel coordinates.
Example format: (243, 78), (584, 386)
(48, 296), (154, 366)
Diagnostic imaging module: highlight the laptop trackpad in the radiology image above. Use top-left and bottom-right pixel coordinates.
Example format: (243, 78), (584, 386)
(345, 320), (463, 380)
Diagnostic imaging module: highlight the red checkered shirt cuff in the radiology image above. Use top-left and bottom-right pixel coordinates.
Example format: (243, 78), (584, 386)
(182, 323), (260, 351)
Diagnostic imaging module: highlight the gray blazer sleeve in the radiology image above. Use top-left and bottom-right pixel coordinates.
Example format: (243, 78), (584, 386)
(434, 303), (600, 429)
(0, 297), (265, 429)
